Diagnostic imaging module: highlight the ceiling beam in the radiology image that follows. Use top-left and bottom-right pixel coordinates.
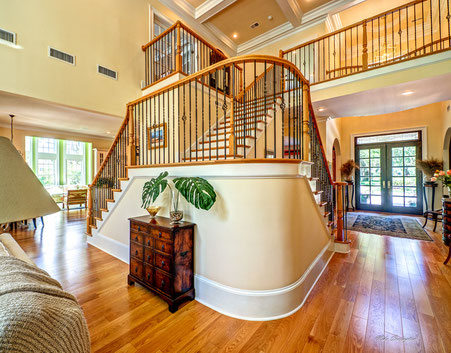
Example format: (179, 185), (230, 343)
(275, 0), (303, 27)
(195, 0), (237, 23)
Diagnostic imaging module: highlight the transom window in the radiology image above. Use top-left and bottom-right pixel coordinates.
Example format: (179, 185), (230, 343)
(356, 132), (420, 145)
(37, 138), (57, 153)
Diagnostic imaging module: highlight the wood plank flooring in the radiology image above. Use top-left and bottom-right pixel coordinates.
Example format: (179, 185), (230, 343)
(8, 210), (451, 353)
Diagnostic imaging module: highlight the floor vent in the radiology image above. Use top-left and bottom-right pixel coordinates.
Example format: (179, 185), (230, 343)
(48, 47), (75, 65)
(0, 28), (16, 44)
(98, 65), (117, 80)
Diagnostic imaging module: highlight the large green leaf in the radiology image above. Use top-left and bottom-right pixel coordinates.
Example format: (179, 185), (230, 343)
(173, 177), (216, 210)
(141, 171), (168, 208)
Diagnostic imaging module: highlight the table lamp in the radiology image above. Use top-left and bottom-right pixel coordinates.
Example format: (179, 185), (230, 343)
(0, 136), (60, 224)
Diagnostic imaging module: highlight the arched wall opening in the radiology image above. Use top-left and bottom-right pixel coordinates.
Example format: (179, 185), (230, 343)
(332, 138), (342, 181)
(444, 127), (451, 170)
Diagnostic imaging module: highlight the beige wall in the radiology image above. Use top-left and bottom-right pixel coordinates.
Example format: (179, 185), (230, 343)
(0, 0), (180, 117)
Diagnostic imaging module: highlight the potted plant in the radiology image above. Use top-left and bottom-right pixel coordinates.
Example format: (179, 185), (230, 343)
(416, 158), (443, 184)
(141, 171), (216, 223)
(431, 170), (451, 196)
(340, 160), (359, 183)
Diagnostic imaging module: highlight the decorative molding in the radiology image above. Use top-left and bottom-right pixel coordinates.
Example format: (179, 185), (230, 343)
(203, 22), (237, 53)
(87, 231), (129, 264)
(275, 0), (303, 27)
(194, 240), (334, 321)
(196, 0), (237, 23)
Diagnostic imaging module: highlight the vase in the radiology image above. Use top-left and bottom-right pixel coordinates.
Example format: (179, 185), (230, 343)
(146, 206), (160, 219)
(170, 189), (183, 224)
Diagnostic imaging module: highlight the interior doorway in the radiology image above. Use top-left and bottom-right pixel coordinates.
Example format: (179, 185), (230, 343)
(332, 138), (342, 182)
(355, 131), (423, 215)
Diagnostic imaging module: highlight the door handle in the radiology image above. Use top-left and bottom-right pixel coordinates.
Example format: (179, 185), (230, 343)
(382, 180), (386, 188)
(387, 180), (391, 188)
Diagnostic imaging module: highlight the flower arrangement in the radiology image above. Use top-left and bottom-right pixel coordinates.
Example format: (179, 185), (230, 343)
(416, 158), (443, 179)
(340, 160), (360, 182)
(431, 170), (451, 195)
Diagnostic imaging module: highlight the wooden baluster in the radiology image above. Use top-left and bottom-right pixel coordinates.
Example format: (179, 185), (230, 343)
(176, 22), (182, 73)
(86, 186), (93, 236)
(229, 95), (235, 156)
(302, 84), (310, 161)
(127, 106), (136, 166)
(362, 20), (368, 70)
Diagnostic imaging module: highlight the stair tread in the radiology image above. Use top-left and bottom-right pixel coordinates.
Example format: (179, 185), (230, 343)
(215, 121), (266, 130)
(118, 178), (129, 181)
(314, 190), (324, 195)
(106, 199), (115, 203)
(89, 224), (98, 229)
(309, 177), (319, 181)
(183, 154), (243, 161)
(112, 189), (122, 192)
(201, 135), (257, 142)
(319, 201), (328, 207)
(191, 144), (251, 152)
(100, 208), (109, 212)
(94, 217), (103, 221)
(324, 212), (331, 218)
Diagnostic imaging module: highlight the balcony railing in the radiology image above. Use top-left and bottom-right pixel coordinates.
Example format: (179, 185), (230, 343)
(142, 21), (229, 89)
(281, 0), (451, 84)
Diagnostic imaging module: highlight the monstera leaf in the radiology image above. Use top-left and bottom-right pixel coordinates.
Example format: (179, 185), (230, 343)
(142, 171), (169, 208)
(173, 177), (216, 210)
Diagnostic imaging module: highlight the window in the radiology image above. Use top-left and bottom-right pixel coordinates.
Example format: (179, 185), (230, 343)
(25, 136), (92, 187)
(356, 132), (420, 145)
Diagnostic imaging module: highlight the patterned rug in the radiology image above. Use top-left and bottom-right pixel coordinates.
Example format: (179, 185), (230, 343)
(346, 213), (432, 241)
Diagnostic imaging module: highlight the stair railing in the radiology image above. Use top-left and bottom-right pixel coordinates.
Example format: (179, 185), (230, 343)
(87, 55), (344, 238)
(281, 0), (451, 84)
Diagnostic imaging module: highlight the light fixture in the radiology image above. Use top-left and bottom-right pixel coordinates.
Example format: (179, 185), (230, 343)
(402, 90), (414, 96)
(268, 15), (273, 21)
(318, 107), (326, 112)
(106, 131), (111, 134)
(233, 34), (238, 39)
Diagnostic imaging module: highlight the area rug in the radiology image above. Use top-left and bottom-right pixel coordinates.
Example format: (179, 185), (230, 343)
(346, 213), (432, 241)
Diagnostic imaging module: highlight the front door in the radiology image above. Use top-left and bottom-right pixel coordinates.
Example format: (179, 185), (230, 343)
(355, 132), (423, 215)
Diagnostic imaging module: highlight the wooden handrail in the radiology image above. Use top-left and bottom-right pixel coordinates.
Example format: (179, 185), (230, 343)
(236, 64), (274, 101)
(90, 110), (130, 187)
(142, 21), (180, 51)
(281, 0), (427, 55)
(130, 55), (310, 106)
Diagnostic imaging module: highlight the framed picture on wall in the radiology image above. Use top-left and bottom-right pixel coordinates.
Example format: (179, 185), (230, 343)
(147, 123), (167, 149)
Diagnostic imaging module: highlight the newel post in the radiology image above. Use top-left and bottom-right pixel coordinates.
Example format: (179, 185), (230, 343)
(362, 20), (368, 70)
(176, 22), (182, 73)
(127, 105), (136, 166)
(335, 182), (347, 242)
(302, 84), (310, 161)
(86, 186), (93, 235)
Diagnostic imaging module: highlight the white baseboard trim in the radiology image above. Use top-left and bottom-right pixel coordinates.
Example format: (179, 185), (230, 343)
(194, 240), (335, 321)
(87, 232), (129, 264)
(334, 241), (351, 254)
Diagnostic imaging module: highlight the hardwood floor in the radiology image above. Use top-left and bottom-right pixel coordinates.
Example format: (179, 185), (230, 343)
(8, 210), (451, 353)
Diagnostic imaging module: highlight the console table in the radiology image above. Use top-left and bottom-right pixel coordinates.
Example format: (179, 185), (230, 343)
(127, 215), (195, 312)
(443, 198), (451, 264)
(423, 182), (442, 233)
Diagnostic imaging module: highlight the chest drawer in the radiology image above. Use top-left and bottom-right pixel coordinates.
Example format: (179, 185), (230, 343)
(131, 222), (147, 233)
(155, 239), (173, 255)
(155, 252), (172, 273)
(130, 258), (143, 279)
(130, 231), (143, 244)
(130, 242), (143, 259)
(144, 264), (154, 285)
(144, 235), (154, 248)
(150, 228), (173, 242)
(144, 247), (154, 264)
(155, 269), (173, 295)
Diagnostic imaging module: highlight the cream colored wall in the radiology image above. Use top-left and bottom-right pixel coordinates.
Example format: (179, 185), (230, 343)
(0, 0), (180, 117)
(0, 126), (112, 157)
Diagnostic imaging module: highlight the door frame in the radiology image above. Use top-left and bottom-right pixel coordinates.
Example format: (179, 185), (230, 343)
(354, 130), (424, 214)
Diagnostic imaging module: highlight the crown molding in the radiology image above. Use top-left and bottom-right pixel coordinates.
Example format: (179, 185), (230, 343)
(196, 0), (237, 23)
(275, 0), (303, 27)
(203, 22), (237, 53)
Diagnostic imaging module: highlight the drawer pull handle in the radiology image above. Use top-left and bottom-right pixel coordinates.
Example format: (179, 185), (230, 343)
(159, 232), (162, 238)
(134, 236), (138, 241)
(161, 280), (165, 288)
(147, 255), (151, 262)
(138, 226), (141, 231)
(135, 250), (138, 256)
(147, 273), (151, 280)
(180, 251), (188, 257)
(135, 266), (138, 273)
(161, 244), (165, 251)
(147, 240), (151, 246)
(161, 261), (165, 266)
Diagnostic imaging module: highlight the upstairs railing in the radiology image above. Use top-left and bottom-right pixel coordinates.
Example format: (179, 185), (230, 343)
(87, 55), (347, 242)
(281, 0), (451, 84)
(142, 21), (230, 89)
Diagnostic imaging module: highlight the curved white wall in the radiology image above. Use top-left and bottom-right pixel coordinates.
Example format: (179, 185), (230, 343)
(89, 161), (334, 320)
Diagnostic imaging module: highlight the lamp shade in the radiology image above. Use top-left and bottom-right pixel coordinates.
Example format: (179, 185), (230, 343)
(0, 137), (60, 223)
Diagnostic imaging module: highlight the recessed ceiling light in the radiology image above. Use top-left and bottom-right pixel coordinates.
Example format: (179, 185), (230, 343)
(233, 33), (238, 38)
(106, 131), (111, 134)
(268, 15), (273, 21)
(318, 107), (326, 112)
(402, 90), (414, 96)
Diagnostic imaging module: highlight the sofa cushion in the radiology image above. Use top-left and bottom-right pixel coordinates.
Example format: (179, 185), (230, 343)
(0, 234), (33, 265)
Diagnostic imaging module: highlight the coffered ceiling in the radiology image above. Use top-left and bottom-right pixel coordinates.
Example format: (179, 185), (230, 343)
(159, 0), (366, 55)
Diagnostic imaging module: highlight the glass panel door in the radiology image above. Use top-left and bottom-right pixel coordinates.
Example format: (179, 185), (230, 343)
(388, 143), (423, 214)
(356, 144), (386, 212)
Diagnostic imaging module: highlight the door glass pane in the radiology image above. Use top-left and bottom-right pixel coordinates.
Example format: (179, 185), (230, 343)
(390, 145), (417, 208)
(359, 148), (382, 206)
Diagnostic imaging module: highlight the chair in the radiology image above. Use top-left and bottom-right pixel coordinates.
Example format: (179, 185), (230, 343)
(65, 189), (88, 210)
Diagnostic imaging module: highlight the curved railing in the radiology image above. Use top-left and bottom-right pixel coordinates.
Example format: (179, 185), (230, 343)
(282, 0), (451, 84)
(87, 55), (344, 239)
